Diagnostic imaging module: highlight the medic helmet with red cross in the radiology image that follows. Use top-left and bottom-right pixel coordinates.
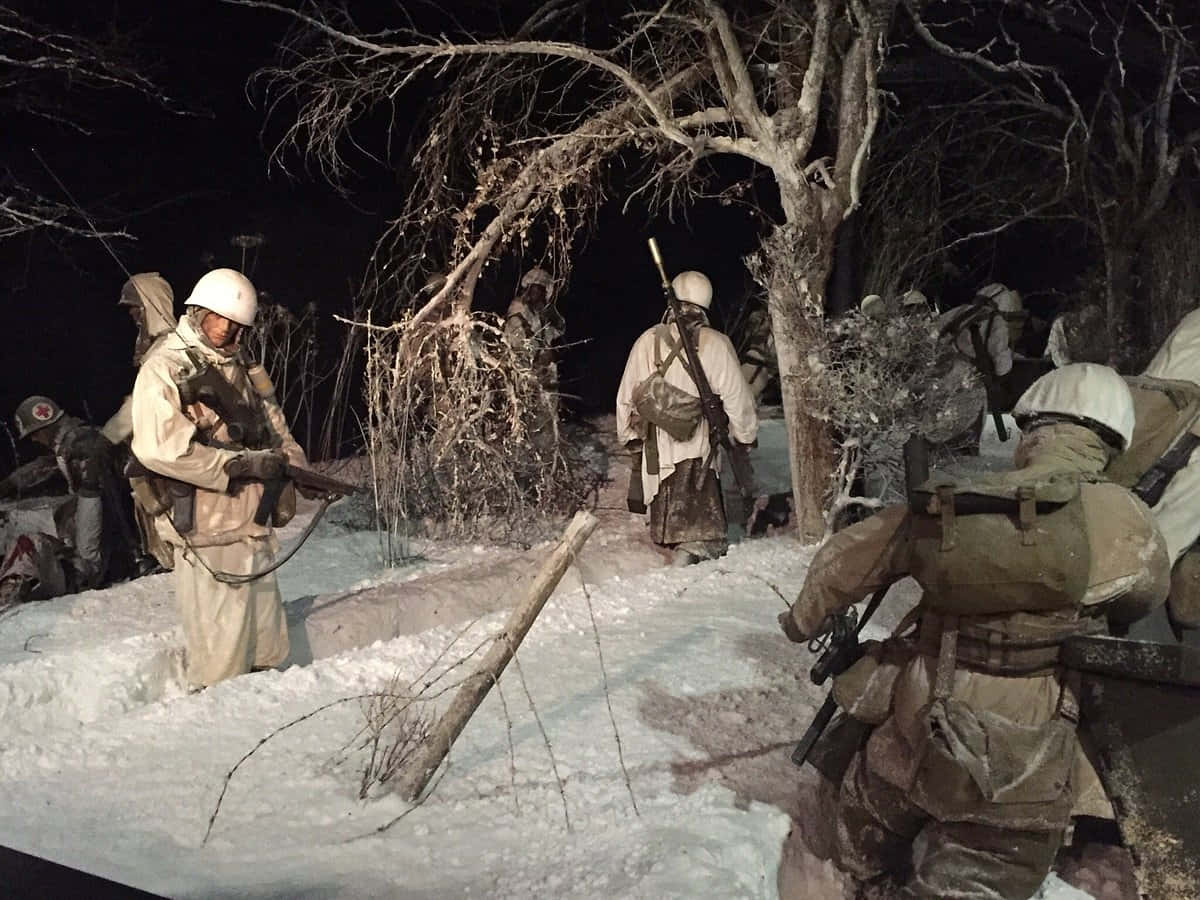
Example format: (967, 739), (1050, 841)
(13, 395), (65, 440)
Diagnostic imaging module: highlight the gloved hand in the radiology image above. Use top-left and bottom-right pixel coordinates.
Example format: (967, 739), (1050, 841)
(224, 449), (287, 482)
(778, 609), (806, 644)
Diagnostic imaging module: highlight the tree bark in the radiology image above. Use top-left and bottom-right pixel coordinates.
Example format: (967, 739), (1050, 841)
(394, 509), (599, 802)
(766, 186), (838, 543)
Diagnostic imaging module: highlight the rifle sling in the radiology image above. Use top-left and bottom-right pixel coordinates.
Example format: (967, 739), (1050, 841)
(1134, 428), (1200, 506)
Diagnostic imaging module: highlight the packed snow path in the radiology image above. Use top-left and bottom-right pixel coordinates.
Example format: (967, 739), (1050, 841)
(0, 413), (1099, 898)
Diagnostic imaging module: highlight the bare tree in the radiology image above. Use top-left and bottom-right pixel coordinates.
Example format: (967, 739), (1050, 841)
(233, 0), (899, 541)
(903, 0), (1200, 364)
(1, 4), (176, 239)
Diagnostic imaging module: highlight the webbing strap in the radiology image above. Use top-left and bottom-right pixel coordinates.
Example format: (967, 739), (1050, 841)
(654, 326), (686, 378)
(933, 615), (960, 700)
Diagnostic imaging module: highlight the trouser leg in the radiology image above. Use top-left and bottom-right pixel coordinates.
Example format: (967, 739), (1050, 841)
(175, 539), (288, 688)
(904, 819), (1065, 900)
(835, 750), (926, 881)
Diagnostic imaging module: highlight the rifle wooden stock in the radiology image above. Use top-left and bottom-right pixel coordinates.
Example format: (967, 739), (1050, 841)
(254, 464), (360, 526)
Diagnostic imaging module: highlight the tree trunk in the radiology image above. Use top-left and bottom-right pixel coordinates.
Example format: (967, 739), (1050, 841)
(1102, 232), (1140, 369)
(765, 189), (838, 543)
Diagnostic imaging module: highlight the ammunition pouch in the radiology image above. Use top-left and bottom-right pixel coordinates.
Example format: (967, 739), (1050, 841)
(832, 639), (910, 725)
(129, 475), (171, 518)
(167, 481), (196, 535)
(626, 445), (646, 514)
(908, 617), (1082, 829)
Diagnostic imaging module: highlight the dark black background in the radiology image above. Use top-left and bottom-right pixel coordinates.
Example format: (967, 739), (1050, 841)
(0, 0), (771, 470)
(0, 1), (1099, 472)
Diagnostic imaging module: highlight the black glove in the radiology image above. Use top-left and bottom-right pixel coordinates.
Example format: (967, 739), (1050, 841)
(225, 449), (287, 482)
(778, 609), (806, 644)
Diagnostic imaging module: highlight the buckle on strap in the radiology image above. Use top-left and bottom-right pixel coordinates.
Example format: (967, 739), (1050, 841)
(937, 484), (956, 551)
(1017, 485), (1037, 546)
(1057, 668), (1081, 725)
(933, 615), (960, 701)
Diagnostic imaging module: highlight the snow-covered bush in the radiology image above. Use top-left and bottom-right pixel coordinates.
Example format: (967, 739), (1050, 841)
(808, 307), (983, 528)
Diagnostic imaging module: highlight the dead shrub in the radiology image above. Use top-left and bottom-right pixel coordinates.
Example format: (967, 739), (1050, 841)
(356, 679), (435, 800)
(363, 310), (597, 559)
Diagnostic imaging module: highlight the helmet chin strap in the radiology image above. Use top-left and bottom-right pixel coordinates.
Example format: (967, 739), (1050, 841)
(188, 306), (241, 357)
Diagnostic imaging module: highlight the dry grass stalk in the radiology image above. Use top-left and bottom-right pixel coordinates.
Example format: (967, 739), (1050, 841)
(361, 310), (595, 556)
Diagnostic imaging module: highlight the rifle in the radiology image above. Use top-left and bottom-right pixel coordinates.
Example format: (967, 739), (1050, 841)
(791, 587), (888, 767)
(253, 464), (361, 527)
(1133, 430), (1200, 508)
(646, 238), (756, 505)
(966, 318), (1009, 442)
(790, 433), (929, 769)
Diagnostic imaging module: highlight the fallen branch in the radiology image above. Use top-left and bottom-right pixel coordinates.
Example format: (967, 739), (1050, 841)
(393, 509), (599, 802)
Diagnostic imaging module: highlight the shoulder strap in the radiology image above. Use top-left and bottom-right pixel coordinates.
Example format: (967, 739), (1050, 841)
(653, 325), (688, 378)
(939, 302), (991, 339)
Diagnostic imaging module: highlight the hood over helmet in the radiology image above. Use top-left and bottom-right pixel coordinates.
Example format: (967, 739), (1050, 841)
(1013, 362), (1135, 452)
(860, 294), (886, 319)
(519, 267), (554, 293)
(977, 282), (1023, 314)
(120, 272), (177, 362)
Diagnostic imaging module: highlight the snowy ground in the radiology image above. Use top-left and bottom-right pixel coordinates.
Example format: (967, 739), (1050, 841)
(0, 414), (1097, 898)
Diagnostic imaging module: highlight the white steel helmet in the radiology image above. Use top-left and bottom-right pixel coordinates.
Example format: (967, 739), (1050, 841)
(185, 268), (258, 326)
(977, 282), (1023, 314)
(520, 267), (554, 292)
(901, 289), (928, 307)
(1013, 362), (1135, 451)
(13, 395), (64, 440)
(860, 294), (886, 318)
(671, 270), (713, 310)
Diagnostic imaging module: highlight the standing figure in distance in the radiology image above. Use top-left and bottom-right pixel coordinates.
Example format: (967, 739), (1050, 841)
(102, 272), (179, 572)
(616, 269), (757, 566)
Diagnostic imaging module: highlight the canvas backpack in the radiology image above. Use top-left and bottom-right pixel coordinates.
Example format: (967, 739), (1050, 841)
(907, 469), (1092, 617)
(1107, 375), (1200, 490)
(631, 324), (704, 442)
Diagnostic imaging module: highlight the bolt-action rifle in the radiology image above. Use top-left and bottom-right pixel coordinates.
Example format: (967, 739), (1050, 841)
(253, 464), (360, 526)
(966, 321), (1009, 442)
(1133, 429), (1200, 508)
(790, 434), (929, 768)
(646, 238), (756, 506)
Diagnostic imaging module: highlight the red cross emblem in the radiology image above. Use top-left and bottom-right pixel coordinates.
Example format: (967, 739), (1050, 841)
(32, 403), (54, 421)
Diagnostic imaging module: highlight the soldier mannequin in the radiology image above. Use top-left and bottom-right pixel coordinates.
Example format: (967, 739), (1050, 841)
(0, 396), (141, 605)
(781, 363), (1170, 898)
(131, 268), (311, 690)
(616, 270), (758, 565)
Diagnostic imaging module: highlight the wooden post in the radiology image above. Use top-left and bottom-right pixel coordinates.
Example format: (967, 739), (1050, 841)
(395, 509), (599, 802)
